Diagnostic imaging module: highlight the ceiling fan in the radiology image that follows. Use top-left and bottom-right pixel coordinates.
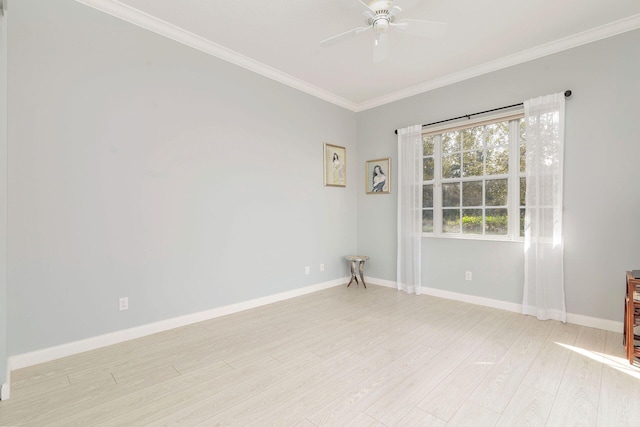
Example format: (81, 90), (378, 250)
(320, 0), (447, 63)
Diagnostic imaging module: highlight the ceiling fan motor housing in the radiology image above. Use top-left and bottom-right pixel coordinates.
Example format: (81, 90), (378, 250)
(368, 10), (396, 34)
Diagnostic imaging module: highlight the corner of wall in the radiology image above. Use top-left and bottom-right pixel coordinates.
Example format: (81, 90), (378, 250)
(0, 3), (8, 399)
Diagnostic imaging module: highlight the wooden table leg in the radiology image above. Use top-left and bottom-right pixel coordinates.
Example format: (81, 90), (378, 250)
(347, 260), (358, 287)
(359, 260), (366, 289)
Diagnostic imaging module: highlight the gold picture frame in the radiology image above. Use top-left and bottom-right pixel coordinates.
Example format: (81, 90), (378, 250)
(366, 158), (391, 194)
(323, 143), (346, 187)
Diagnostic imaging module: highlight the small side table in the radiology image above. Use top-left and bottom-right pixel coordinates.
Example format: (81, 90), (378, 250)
(345, 255), (369, 288)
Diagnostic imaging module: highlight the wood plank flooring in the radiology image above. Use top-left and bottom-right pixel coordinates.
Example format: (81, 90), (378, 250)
(1, 285), (639, 426)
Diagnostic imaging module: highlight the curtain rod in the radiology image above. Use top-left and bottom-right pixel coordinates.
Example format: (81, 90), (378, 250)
(394, 90), (572, 135)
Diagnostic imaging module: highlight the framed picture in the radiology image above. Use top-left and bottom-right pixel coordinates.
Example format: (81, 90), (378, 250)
(366, 158), (391, 194)
(323, 143), (346, 187)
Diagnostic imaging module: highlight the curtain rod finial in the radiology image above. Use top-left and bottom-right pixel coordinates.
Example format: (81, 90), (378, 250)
(564, 90), (572, 97)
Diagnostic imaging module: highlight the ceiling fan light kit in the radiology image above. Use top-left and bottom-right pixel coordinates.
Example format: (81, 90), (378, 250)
(320, 0), (447, 63)
(373, 16), (390, 34)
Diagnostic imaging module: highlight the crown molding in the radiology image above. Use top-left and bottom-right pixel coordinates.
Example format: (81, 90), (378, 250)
(75, 1), (639, 113)
(356, 13), (640, 111)
(74, 0), (358, 111)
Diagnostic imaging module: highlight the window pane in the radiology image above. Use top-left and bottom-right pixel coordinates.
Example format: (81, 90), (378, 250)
(486, 208), (508, 235)
(442, 183), (460, 207)
(486, 121), (509, 147)
(462, 126), (483, 151)
(462, 150), (483, 177)
(443, 209), (460, 233)
(423, 117), (523, 241)
(486, 146), (509, 175)
(422, 210), (433, 232)
(423, 185), (433, 208)
(462, 209), (483, 234)
(423, 157), (434, 181)
(462, 181), (482, 206)
(423, 136), (435, 156)
(442, 153), (461, 178)
(486, 179), (508, 206)
(442, 131), (460, 153)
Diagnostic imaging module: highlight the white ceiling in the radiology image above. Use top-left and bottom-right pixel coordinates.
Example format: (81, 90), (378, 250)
(77, 0), (640, 111)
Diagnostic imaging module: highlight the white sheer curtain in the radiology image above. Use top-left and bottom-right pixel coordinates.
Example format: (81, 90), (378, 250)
(523, 93), (566, 322)
(397, 125), (423, 295)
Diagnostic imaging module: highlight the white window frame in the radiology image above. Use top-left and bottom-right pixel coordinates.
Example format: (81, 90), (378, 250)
(422, 109), (525, 242)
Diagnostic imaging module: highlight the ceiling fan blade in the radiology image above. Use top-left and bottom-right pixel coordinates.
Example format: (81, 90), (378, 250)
(362, 9), (375, 20)
(389, 5), (402, 17)
(393, 19), (447, 38)
(373, 32), (389, 63)
(357, 0), (374, 11)
(320, 26), (371, 47)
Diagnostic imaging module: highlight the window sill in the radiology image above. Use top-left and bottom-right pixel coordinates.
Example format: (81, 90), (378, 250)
(422, 233), (524, 243)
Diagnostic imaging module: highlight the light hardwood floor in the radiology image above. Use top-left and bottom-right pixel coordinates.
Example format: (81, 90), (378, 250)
(1, 285), (639, 426)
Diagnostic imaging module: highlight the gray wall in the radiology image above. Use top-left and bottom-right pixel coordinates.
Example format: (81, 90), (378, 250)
(0, 6), (7, 389)
(357, 29), (640, 322)
(7, 0), (357, 355)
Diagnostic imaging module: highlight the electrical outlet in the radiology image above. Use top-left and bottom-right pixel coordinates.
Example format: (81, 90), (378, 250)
(305, 266), (310, 275)
(119, 297), (129, 311)
(465, 271), (472, 281)
(320, 263), (325, 272)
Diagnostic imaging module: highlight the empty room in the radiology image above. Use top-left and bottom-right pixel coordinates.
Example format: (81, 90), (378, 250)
(1, 0), (640, 425)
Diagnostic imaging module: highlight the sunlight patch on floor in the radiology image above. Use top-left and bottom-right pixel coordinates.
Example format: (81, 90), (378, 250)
(556, 342), (640, 380)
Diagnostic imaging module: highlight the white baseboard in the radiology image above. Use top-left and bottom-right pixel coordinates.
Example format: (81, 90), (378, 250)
(1, 365), (9, 400)
(365, 277), (623, 333)
(420, 285), (524, 313)
(8, 277), (348, 372)
(7, 275), (623, 379)
(565, 312), (622, 333)
(364, 276), (396, 289)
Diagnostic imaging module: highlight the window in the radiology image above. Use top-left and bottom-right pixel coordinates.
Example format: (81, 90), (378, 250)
(422, 112), (525, 240)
